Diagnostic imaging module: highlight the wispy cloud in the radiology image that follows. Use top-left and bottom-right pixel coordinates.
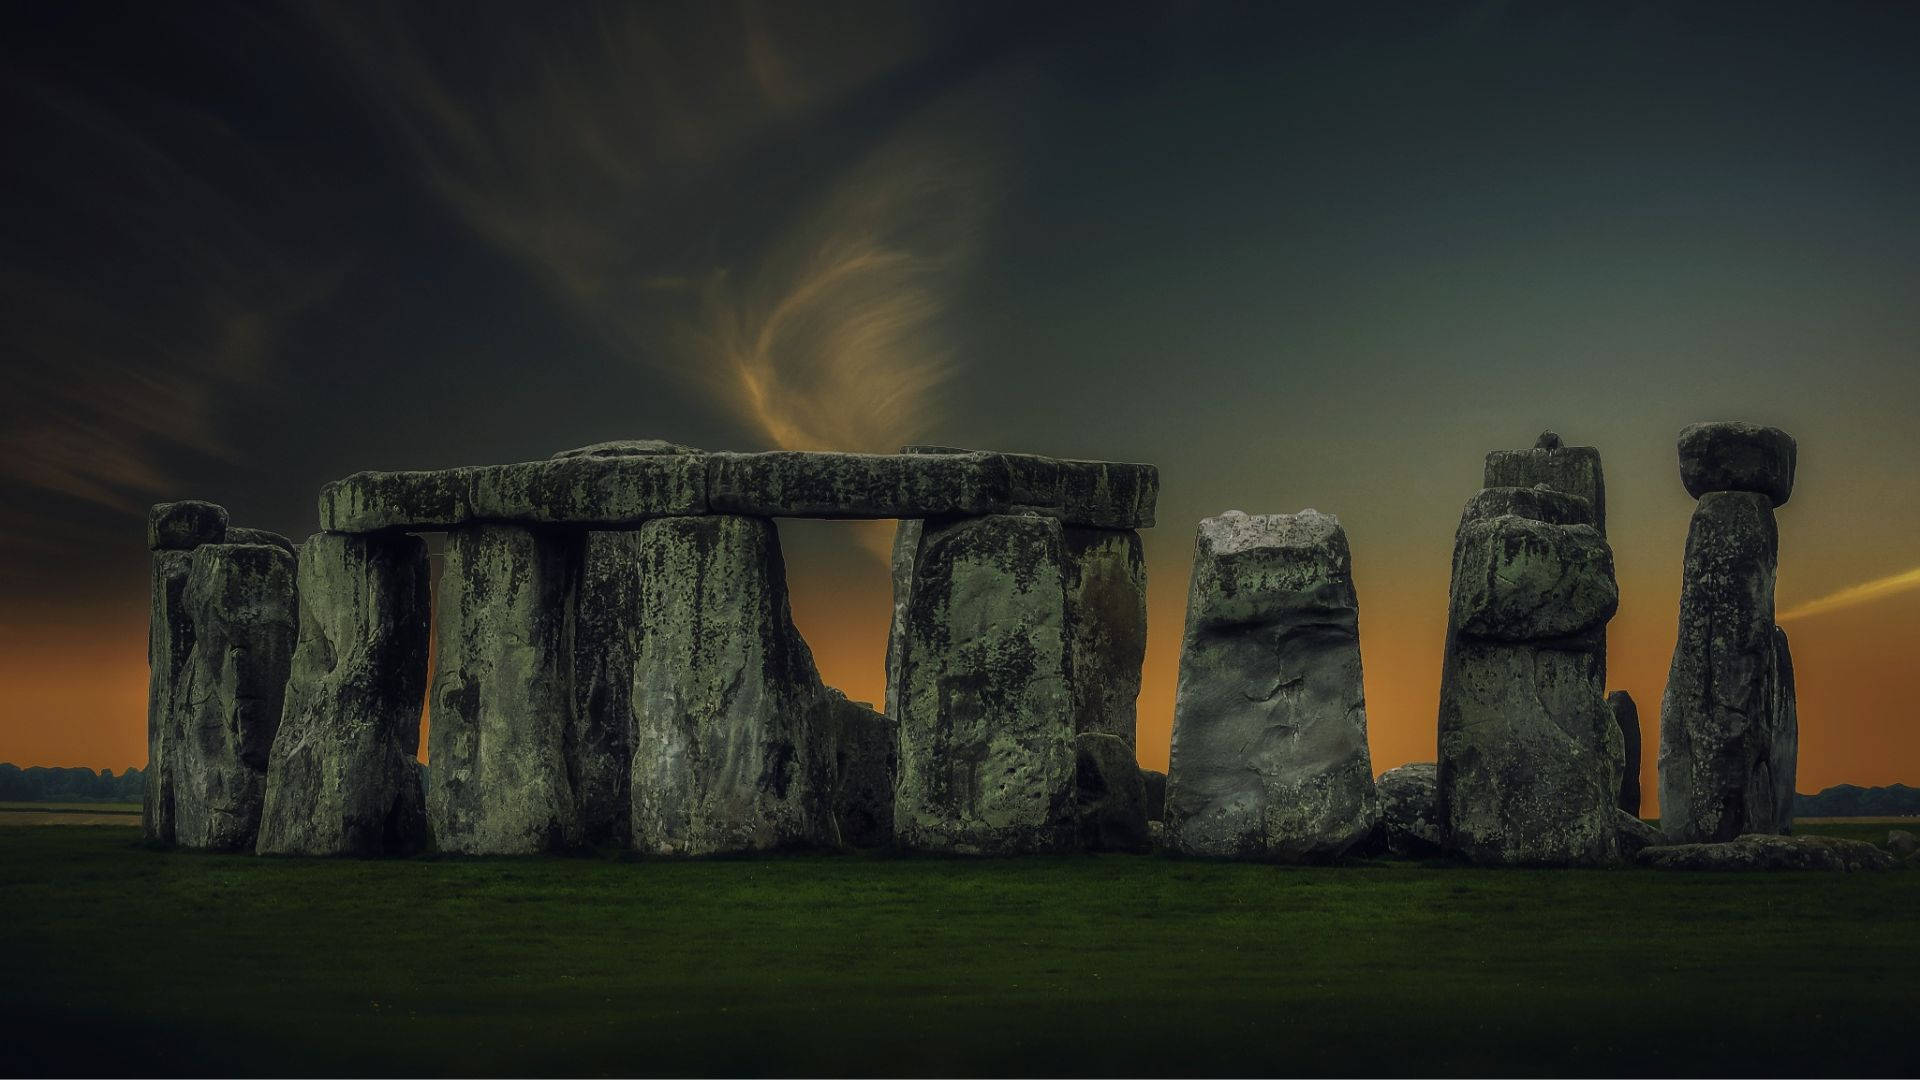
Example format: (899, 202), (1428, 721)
(1780, 567), (1920, 622)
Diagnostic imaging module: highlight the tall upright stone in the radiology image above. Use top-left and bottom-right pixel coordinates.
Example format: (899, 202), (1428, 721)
(891, 514), (1077, 854)
(1658, 421), (1798, 844)
(1063, 527), (1147, 749)
(173, 541), (298, 851)
(570, 530), (646, 847)
(629, 515), (836, 854)
(1165, 510), (1379, 861)
(1484, 430), (1608, 535)
(820, 690), (897, 849)
(1437, 487), (1624, 866)
(257, 532), (431, 856)
(428, 524), (582, 854)
(144, 500), (228, 844)
(1608, 690), (1642, 817)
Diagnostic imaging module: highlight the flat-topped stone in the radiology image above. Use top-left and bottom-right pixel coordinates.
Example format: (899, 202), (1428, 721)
(321, 448), (1157, 531)
(148, 501), (228, 551)
(1484, 433), (1607, 533)
(223, 527), (296, 555)
(1678, 422), (1796, 506)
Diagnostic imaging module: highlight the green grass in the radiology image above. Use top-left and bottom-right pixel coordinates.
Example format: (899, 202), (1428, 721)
(0, 801), (140, 813)
(1, 826), (1915, 1077)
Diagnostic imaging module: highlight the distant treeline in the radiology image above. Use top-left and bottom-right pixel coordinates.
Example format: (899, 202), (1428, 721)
(1793, 783), (1920, 818)
(0, 764), (145, 803)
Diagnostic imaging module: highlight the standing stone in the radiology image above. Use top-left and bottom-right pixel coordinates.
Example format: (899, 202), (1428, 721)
(1677, 421), (1796, 507)
(1609, 690), (1642, 817)
(1165, 510), (1380, 861)
(892, 514), (1077, 854)
(428, 525), (582, 854)
(1063, 527), (1147, 749)
(1376, 762), (1443, 857)
(1437, 488), (1624, 866)
(144, 501), (228, 844)
(257, 533), (431, 856)
(1658, 490), (1792, 843)
(569, 530), (646, 847)
(883, 518), (924, 720)
(1075, 732), (1149, 852)
(1139, 768), (1167, 822)
(172, 542), (298, 850)
(1770, 626), (1798, 833)
(629, 515), (836, 854)
(820, 691), (897, 849)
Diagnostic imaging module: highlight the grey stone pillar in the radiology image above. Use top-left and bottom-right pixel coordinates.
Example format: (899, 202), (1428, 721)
(143, 500), (229, 844)
(257, 532), (431, 856)
(569, 530), (645, 847)
(427, 524), (582, 854)
(629, 515), (836, 854)
(891, 514), (1077, 854)
(1658, 422), (1798, 842)
(1437, 487), (1623, 866)
(1608, 690), (1642, 817)
(1063, 527), (1147, 750)
(173, 540), (298, 850)
(1164, 510), (1379, 860)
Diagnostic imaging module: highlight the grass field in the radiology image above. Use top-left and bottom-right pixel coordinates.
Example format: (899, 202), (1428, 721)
(1, 823), (1915, 1077)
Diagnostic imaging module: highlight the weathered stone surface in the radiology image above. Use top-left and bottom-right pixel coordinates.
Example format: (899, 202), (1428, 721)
(1769, 626), (1798, 833)
(1063, 527), (1147, 748)
(324, 449), (1156, 532)
(1139, 768), (1167, 822)
(1678, 421), (1796, 507)
(319, 456), (707, 532)
(1615, 810), (1663, 857)
(1484, 432), (1608, 533)
(221, 527), (296, 555)
(1658, 491), (1788, 844)
(143, 549), (197, 843)
(257, 532), (430, 856)
(1635, 834), (1895, 872)
(569, 531), (645, 847)
(1889, 830), (1918, 859)
(1439, 491), (1622, 866)
(1449, 507), (1617, 643)
(147, 500), (227, 551)
(427, 525), (582, 854)
(1377, 762), (1443, 857)
(1609, 690), (1642, 817)
(552, 439), (700, 459)
(630, 515), (835, 854)
(882, 517), (923, 720)
(1459, 484), (1594, 529)
(892, 514), (1076, 854)
(1166, 510), (1380, 861)
(172, 543), (298, 850)
(821, 690), (896, 849)
(1076, 732), (1149, 852)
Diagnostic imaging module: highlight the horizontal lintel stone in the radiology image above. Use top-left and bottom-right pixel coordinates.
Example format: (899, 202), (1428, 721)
(320, 449), (1156, 532)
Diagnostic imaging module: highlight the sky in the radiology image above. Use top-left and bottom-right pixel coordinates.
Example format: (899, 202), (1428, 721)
(2, 1), (1917, 812)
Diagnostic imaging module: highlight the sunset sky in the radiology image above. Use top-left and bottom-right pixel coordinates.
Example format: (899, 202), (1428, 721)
(3, 2), (1918, 812)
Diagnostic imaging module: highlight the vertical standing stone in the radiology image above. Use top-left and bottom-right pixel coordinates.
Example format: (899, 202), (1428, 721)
(257, 532), (432, 856)
(1165, 510), (1380, 861)
(1609, 690), (1642, 817)
(1437, 487), (1624, 866)
(629, 515), (836, 854)
(892, 514), (1077, 854)
(820, 690), (897, 849)
(144, 501), (228, 844)
(1075, 731), (1149, 852)
(173, 541), (298, 851)
(1658, 421), (1797, 844)
(883, 518), (924, 720)
(1063, 527), (1147, 750)
(1483, 430), (1609, 535)
(570, 530), (646, 847)
(428, 524), (582, 854)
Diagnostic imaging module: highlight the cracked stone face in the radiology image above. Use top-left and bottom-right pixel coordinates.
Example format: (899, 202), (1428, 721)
(1438, 490), (1623, 867)
(1165, 510), (1380, 861)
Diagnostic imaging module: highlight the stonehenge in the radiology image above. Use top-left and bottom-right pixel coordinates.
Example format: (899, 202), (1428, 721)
(1436, 483), (1624, 866)
(1658, 423), (1800, 843)
(1164, 510), (1380, 861)
(140, 423), (1809, 870)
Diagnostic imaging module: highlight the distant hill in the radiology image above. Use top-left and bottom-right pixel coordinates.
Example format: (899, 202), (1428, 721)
(1793, 783), (1920, 818)
(0, 764), (144, 803)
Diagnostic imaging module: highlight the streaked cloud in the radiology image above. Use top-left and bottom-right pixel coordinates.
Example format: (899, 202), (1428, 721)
(1780, 567), (1920, 622)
